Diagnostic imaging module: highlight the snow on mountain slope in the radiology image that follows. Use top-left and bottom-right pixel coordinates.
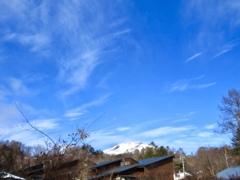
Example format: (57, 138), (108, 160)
(103, 142), (153, 155)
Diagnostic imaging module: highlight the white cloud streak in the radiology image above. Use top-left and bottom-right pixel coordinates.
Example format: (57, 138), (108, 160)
(168, 76), (216, 92)
(172, 118), (190, 123)
(9, 78), (28, 95)
(213, 40), (239, 59)
(191, 83), (216, 89)
(4, 32), (50, 52)
(29, 118), (60, 131)
(54, 1), (129, 96)
(137, 126), (196, 138)
(88, 130), (129, 149)
(198, 132), (213, 137)
(2, 123), (48, 147)
(116, 127), (131, 132)
(1, 1), (130, 97)
(0, 1), (51, 52)
(183, 0), (240, 61)
(59, 50), (100, 95)
(204, 124), (217, 129)
(18, 33), (50, 52)
(186, 0), (240, 27)
(169, 81), (216, 92)
(0, 104), (22, 127)
(0, 77), (32, 100)
(64, 94), (109, 120)
(185, 52), (202, 63)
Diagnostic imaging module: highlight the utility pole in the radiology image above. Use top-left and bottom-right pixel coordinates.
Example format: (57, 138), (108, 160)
(180, 153), (185, 175)
(179, 148), (185, 176)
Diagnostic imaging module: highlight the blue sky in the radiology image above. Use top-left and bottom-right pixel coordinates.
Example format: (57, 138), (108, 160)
(0, 0), (240, 155)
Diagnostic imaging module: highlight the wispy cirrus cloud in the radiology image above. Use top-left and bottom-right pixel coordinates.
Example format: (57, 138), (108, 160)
(87, 130), (129, 149)
(167, 76), (216, 92)
(169, 81), (216, 92)
(25, 118), (60, 131)
(213, 39), (239, 59)
(0, 77), (34, 101)
(0, 85), (9, 101)
(19, 33), (50, 52)
(112, 29), (132, 38)
(2, 121), (55, 147)
(191, 83), (216, 89)
(0, 1), (51, 53)
(186, 0), (240, 28)
(0, 0), (30, 21)
(64, 94), (110, 120)
(0, 104), (22, 127)
(1, 1), (130, 97)
(116, 127), (131, 132)
(185, 52), (202, 63)
(227, 1), (240, 26)
(59, 50), (100, 95)
(172, 135), (229, 154)
(198, 132), (213, 137)
(4, 127), (45, 147)
(137, 126), (196, 138)
(172, 118), (190, 123)
(9, 78), (29, 95)
(54, 1), (130, 96)
(204, 124), (217, 130)
(183, 0), (240, 61)
(4, 32), (50, 52)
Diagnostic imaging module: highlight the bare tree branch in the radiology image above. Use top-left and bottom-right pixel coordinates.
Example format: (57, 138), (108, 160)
(15, 103), (56, 146)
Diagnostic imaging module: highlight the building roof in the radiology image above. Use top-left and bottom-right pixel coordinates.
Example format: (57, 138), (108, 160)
(88, 155), (174, 179)
(216, 166), (240, 179)
(91, 159), (122, 168)
(88, 164), (138, 180)
(138, 155), (174, 167)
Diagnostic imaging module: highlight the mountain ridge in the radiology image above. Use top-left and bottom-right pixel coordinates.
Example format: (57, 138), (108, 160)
(103, 141), (153, 155)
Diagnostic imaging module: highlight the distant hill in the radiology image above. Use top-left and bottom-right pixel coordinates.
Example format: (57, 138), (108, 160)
(103, 141), (153, 155)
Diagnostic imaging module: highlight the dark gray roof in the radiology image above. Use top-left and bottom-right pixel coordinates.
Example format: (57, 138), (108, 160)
(138, 155), (174, 166)
(89, 155), (174, 179)
(216, 166), (240, 179)
(100, 164), (138, 176)
(91, 159), (122, 168)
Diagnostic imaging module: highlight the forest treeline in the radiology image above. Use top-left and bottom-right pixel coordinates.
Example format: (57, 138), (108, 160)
(1, 139), (240, 179)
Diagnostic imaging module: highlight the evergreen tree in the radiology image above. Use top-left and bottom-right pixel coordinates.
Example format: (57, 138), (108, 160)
(144, 147), (154, 158)
(155, 146), (168, 156)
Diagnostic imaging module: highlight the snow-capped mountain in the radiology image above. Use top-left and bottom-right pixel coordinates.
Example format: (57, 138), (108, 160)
(103, 142), (153, 155)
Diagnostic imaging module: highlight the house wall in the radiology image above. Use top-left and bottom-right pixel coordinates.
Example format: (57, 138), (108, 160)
(118, 158), (174, 180)
(88, 156), (175, 180)
(111, 168), (142, 180)
(121, 158), (138, 166)
(112, 158), (174, 180)
(101, 157), (174, 180)
(144, 158), (174, 180)
(123, 167), (145, 178)
(93, 161), (121, 176)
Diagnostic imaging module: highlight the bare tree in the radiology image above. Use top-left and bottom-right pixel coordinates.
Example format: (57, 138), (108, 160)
(16, 104), (91, 179)
(216, 89), (240, 134)
(216, 89), (240, 156)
